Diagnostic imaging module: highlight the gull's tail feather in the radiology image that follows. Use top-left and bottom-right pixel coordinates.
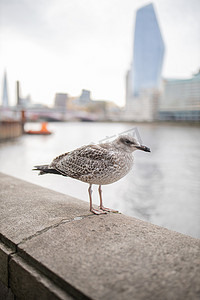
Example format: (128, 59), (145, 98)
(33, 165), (61, 175)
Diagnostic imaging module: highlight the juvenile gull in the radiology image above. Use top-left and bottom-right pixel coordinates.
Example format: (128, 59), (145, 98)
(33, 135), (150, 214)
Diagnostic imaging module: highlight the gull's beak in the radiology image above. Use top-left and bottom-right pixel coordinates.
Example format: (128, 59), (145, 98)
(136, 145), (151, 152)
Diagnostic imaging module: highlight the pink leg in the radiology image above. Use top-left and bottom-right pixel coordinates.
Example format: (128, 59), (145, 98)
(98, 185), (118, 213)
(88, 184), (107, 215)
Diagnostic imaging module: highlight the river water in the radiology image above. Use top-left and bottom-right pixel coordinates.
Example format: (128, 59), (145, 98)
(0, 122), (200, 238)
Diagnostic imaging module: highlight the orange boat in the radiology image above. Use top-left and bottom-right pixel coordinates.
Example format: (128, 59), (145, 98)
(26, 122), (52, 135)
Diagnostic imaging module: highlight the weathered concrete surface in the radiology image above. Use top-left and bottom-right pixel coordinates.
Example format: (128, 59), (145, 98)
(1, 172), (200, 300)
(0, 172), (91, 247)
(18, 213), (200, 300)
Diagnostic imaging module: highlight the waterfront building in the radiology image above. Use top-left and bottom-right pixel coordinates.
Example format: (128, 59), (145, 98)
(125, 88), (160, 121)
(76, 89), (91, 105)
(16, 81), (31, 107)
(159, 71), (200, 121)
(17, 94), (32, 107)
(125, 3), (165, 121)
(54, 93), (68, 110)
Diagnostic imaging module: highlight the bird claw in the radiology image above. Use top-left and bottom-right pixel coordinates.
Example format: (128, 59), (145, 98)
(99, 206), (119, 213)
(90, 208), (107, 215)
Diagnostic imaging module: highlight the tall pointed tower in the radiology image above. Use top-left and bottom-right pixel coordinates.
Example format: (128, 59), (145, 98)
(130, 3), (165, 97)
(2, 71), (9, 107)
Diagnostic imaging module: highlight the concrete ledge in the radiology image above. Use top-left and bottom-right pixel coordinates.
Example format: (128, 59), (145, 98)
(0, 242), (15, 287)
(0, 172), (200, 300)
(9, 255), (73, 300)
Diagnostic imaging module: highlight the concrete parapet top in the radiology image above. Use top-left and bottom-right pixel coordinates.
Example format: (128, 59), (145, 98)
(0, 172), (200, 300)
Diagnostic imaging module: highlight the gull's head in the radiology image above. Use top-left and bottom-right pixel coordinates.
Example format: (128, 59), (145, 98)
(113, 135), (151, 153)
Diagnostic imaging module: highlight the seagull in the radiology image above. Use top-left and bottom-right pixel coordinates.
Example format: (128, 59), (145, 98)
(33, 135), (150, 214)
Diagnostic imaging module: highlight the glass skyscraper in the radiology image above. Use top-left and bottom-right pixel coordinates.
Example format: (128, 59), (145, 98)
(130, 3), (165, 97)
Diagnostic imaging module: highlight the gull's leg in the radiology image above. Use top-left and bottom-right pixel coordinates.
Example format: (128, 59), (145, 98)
(98, 185), (118, 213)
(88, 184), (107, 215)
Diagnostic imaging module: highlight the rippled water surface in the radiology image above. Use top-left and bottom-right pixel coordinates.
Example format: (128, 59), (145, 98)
(0, 122), (200, 238)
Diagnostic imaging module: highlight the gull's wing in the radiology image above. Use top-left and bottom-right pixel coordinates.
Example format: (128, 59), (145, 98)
(49, 144), (116, 180)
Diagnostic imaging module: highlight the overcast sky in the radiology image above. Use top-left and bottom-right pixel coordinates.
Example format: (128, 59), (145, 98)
(0, 0), (200, 106)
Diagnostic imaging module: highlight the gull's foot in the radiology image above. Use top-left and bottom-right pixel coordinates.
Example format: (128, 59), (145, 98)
(90, 208), (107, 215)
(99, 206), (119, 213)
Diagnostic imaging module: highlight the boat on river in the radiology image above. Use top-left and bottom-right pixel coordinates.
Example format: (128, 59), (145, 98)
(25, 122), (52, 135)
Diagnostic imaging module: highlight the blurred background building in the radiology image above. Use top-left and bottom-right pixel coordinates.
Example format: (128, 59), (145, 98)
(125, 3), (165, 121)
(54, 93), (69, 111)
(129, 3), (165, 97)
(159, 70), (200, 121)
(16, 81), (31, 107)
(2, 71), (9, 108)
(77, 89), (91, 105)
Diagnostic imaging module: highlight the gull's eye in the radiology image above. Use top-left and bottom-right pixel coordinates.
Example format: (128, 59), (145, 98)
(125, 139), (132, 144)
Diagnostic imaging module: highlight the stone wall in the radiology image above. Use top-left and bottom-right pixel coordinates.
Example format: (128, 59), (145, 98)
(0, 173), (200, 300)
(0, 121), (23, 141)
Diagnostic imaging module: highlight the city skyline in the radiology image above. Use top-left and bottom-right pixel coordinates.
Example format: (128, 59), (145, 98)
(0, 0), (200, 107)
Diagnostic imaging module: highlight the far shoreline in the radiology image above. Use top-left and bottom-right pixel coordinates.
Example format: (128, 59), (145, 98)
(27, 120), (200, 127)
